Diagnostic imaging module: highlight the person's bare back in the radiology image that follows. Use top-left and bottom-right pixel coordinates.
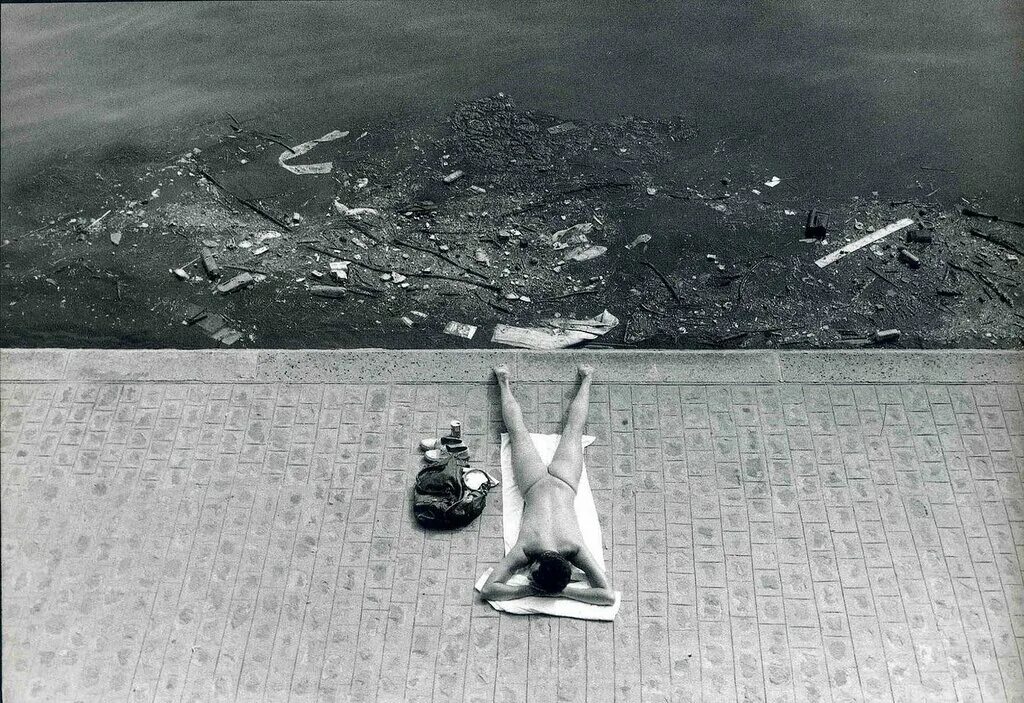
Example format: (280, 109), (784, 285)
(480, 364), (614, 605)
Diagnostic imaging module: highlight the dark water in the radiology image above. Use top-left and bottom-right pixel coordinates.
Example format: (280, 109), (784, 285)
(3, 1), (1022, 210)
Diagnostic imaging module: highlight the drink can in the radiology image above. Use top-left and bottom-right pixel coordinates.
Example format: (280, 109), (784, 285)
(450, 421), (462, 438)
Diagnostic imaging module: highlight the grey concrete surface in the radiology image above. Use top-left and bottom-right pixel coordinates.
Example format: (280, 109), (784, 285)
(1, 349), (1022, 702)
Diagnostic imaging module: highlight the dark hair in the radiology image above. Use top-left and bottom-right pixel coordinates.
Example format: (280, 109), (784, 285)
(530, 551), (573, 594)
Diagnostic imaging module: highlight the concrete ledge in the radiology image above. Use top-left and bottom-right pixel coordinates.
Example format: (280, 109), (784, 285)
(2, 348), (1021, 384)
(779, 351), (1024, 384)
(0, 349), (69, 381)
(62, 350), (259, 382)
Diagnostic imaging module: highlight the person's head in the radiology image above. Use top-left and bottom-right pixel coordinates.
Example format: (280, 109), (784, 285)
(529, 550), (573, 594)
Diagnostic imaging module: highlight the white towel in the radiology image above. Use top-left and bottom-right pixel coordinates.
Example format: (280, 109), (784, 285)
(475, 432), (621, 621)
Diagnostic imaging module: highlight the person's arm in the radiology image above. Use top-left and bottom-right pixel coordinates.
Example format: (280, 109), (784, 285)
(480, 547), (535, 601)
(565, 546), (616, 606)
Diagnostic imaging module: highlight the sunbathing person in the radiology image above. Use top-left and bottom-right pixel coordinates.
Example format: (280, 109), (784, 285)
(480, 364), (615, 605)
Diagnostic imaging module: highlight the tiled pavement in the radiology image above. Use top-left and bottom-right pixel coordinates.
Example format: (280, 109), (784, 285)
(1, 350), (1023, 702)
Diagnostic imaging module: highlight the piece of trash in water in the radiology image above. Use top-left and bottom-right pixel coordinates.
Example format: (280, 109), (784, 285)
(333, 200), (380, 218)
(216, 272), (254, 294)
(200, 247), (221, 278)
(646, 187), (658, 196)
(1007, 254), (1019, 263)
(411, 310), (428, 318)
(212, 327), (242, 346)
(238, 240), (253, 249)
(258, 231), (283, 242)
(251, 245), (269, 256)
(443, 170), (464, 184)
(907, 231), (933, 243)
(706, 254), (718, 261)
(391, 272), (407, 284)
(566, 245), (607, 262)
(751, 189), (761, 195)
(898, 248), (921, 268)
(547, 122), (577, 135)
(278, 129), (349, 175)
(444, 321), (477, 339)
(711, 203), (728, 213)
(474, 248), (491, 265)
(854, 220), (865, 231)
(182, 304), (206, 324)
(784, 209), (797, 216)
(805, 209), (829, 239)
(351, 237), (367, 249)
(469, 185), (487, 194)
(401, 316), (414, 328)
(110, 231), (122, 246)
(815, 217), (914, 268)
(355, 177), (369, 190)
(873, 329), (901, 343)
(329, 261), (350, 281)
(552, 222), (594, 247)
(197, 314), (227, 335)
(290, 212), (303, 225)
(625, 234), (652, 250)
(309, 285), (346, 299)
(171, 268), (190, 280)
(764, 176), (781, 188)
(491, 310), (619, 350)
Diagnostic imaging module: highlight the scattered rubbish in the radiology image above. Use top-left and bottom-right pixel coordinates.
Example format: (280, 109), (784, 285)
(805, 209), (829, 239)
(873, 329), (901, 344)
(333, 201), (380, 218)
(309, 285), (347, 299)
(252, 246), (269, 256)
(329, 261), (350, 281)
(278, 129), (349, 175)
(854, 220), (865, 231)
(469, 185), (487, 194)
(1008, 254), (1020, 263)
(355, 177), (369, 189)
(815, 217), (914, 268)
(216, 272), (254, 294)
(443, 170), (465, 184)
(898, 248), (921, 268)
(474, 248), (491, 265)
(444, 321), (477, 339)
(171, 268), (190, 280)
(646, 187), (658, 196)
(290, 212), (303, 225)
(784, 209), (797, 216)
(907, 231), (933, 244)
(200, 247), (221, 278)
(566, 244), (607, 262)
(401, 316), (414, 327)
(390, 272), (407, 284)
(258, 231), (283, 242)
(547, 122), (577, 135)
(491, 310), (619, 350)
(109, 231), (122, 246)
(764, 176), (781, 188)
(706, 254), (718, 261)
(751, 189), (761, 196)
(238, 241), (253, 249)
(411, 310), (428, 318)
(625, 234), (652, 250)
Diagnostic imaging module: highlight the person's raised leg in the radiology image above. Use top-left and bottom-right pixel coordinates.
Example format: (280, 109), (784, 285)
(548, 364), (594, 489)
(494, 364), (547, 494)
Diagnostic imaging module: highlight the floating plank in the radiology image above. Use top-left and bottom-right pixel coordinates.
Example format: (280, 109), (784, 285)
(815, 218), (914, 268)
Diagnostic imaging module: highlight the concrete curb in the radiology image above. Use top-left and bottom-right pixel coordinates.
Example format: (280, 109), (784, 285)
(2, 348), (1021, 384)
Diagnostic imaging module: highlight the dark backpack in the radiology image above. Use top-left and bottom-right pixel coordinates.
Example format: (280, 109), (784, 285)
(413, 453), (498, 529)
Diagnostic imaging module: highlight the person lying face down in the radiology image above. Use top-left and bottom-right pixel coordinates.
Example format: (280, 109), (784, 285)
(480, 365), (615, 606)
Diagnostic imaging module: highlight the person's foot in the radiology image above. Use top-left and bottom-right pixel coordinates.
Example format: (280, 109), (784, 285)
(493, 364), (511, 384)
(578, 364), (595, 381)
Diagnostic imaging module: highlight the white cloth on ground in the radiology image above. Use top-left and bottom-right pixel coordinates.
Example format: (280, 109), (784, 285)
(474, 432), (621, 621)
